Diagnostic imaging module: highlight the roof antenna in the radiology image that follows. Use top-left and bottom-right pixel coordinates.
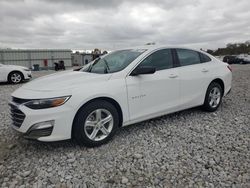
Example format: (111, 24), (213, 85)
(145, 42), (156, 45)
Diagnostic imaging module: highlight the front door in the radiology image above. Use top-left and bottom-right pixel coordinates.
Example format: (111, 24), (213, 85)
(125, 49), (180, 122)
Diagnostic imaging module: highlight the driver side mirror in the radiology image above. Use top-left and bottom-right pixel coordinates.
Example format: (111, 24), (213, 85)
(130, 66), (156, 76)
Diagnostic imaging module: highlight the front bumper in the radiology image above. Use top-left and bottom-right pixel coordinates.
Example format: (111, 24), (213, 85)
(23, 120), (55, 139)
(23, 71), (32, 80)
(9, 100), (75, 141)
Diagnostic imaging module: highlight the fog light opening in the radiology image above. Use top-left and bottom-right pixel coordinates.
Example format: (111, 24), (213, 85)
(24, 120), (55, 139)
(31, 120), (55, 130)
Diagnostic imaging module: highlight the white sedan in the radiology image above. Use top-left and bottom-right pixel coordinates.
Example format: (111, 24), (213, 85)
(10, 46), (232, 147)
(0, 63), (32, 84)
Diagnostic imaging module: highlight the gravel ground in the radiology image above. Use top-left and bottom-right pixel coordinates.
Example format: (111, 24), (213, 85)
(0, 65), (249, 188)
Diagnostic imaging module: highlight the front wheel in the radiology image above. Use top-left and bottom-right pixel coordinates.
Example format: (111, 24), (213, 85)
(203, 82), (223, 112)
(8, 72), (23, 84)
(73, 100), (119, 147)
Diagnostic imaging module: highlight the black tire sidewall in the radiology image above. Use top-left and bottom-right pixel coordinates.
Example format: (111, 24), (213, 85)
(73, 100), (119, 147)
(203, 82), (223, 112)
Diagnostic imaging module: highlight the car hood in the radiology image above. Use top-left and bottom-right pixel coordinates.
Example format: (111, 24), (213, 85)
(21, 70), (112, 91)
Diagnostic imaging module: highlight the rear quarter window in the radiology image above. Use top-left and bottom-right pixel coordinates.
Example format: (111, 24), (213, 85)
(200, 52), (212, 63)
(176, 49), (201, 66)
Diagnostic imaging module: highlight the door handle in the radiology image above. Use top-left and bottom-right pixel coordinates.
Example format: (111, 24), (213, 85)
(169, 74), (178, 78)
(201, 68), (209, 73)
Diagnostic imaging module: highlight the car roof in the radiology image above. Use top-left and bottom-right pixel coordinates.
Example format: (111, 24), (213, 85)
(118, 45), (203, 52)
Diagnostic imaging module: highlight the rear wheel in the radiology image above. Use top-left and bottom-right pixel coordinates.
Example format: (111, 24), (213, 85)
(8, 71), (23, 84)
(73, 100), (119, 147)
(203, 82), (223, 112)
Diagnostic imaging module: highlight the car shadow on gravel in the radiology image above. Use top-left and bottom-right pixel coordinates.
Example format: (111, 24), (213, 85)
(118, 106), (203, 133)
(15, 137), (80, 150)
(0, 82), (12, 85)
(0, 81), (28, 85)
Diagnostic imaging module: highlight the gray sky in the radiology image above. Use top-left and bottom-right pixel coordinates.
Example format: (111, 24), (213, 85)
(0, 0), (249, 51)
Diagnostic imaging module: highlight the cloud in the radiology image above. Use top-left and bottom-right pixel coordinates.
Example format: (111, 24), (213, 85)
(0, 0), (249, 50)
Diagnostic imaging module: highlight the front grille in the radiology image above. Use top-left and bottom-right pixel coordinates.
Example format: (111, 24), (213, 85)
(9, 103), (26, 128)
(12, 97), (30, 104)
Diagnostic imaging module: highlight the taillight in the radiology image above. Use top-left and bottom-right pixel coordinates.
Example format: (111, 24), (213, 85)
(227, 65), (232, 72)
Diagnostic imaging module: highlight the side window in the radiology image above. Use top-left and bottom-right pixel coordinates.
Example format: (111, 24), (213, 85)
(199, 52), (212, 63)
(176, 49), (200, 66)
(138, 49), (173, 71)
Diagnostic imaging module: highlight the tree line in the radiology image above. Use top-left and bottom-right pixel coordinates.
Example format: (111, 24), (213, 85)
(206, 40), (250, 56)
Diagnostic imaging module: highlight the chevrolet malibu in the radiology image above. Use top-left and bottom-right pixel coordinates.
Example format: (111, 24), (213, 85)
(10, 46), (232, 147)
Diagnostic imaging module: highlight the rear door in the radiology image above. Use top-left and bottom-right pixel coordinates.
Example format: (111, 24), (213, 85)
(175, 48), (213, 108)
(126, 49), (180, 122)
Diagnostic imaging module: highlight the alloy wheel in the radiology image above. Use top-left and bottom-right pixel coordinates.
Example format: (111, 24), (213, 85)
(208, 87), (221, 108)
(11, 73), (22, 83)
(84, 109), (114, 141)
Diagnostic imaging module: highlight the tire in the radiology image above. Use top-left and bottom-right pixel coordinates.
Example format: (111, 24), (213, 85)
(8, 71), (24, 84)
(203, 82), (223, 112)
(73, 100), (119, 147)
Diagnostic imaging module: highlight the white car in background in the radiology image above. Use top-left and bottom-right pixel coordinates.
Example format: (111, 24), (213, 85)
(10, 46), (232, 147)
(0, 63), (32, 84)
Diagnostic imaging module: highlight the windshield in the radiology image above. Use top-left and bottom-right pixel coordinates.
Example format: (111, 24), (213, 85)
(81, 49), (146, 74)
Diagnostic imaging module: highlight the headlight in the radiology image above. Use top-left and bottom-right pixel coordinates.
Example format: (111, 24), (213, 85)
(24, 96), (71, 109)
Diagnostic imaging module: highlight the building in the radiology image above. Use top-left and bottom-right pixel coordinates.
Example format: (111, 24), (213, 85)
(71, 51), (83, 66)
(83, 53), (93, 65)
(0, 49), (72, 69)
(71, 52), (102, 66)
